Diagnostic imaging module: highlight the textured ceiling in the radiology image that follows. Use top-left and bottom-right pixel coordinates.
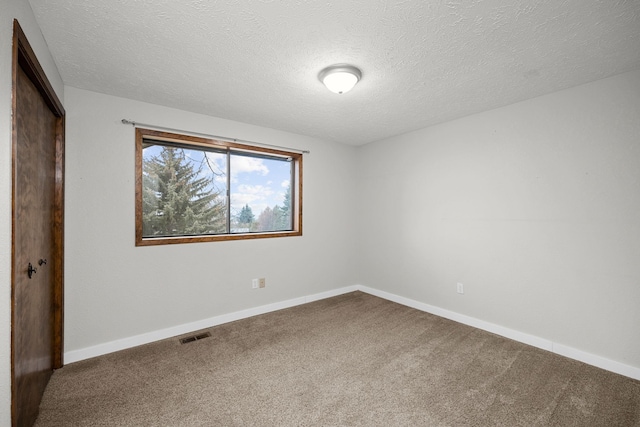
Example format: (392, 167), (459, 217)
(28, 0), (640, 146)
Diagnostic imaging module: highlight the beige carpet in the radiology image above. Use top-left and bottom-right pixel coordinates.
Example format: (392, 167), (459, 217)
(36, 292), (640, 426)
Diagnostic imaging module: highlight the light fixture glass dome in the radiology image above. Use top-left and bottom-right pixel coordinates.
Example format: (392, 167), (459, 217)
(318, 64), (362, 94)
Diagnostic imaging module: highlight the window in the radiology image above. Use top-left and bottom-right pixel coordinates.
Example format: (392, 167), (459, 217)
(135, 128), (302, 245)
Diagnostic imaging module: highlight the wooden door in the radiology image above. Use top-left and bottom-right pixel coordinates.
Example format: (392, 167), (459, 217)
(11, 20), (65, 427)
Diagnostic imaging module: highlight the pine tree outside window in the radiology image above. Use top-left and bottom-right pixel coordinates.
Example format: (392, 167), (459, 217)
(135, 128), (302, 245)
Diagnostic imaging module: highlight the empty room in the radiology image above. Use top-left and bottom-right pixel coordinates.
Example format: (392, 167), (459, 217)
(2, 0), (640, 425)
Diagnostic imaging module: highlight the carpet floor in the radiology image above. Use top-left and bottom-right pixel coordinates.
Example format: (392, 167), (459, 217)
(35, 291), (640, 426)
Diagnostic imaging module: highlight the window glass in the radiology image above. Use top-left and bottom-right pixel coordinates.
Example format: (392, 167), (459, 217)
(142, 143), (227, 237)
(230, 153), (292, 233)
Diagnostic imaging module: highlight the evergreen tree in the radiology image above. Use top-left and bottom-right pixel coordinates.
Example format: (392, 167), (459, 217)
(142, 146), (225, 236)
(237, 204), (255, 228)
(275, 186), (292, 230)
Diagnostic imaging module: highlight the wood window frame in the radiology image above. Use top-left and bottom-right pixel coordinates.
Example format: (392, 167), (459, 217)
(135, 128), (302, 246)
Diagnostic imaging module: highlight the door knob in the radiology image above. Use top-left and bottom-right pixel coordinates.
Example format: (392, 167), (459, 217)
(27, 263), (37, 279)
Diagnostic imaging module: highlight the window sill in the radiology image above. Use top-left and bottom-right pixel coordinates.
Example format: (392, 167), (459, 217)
(135, 230), (302, 246)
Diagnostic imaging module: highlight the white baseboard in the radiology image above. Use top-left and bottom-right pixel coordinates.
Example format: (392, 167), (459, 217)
(551, 343), (640, 381)
(64, 285), (358, 364)
(64, 283), (640, 381)
(355, 285), (640, 381)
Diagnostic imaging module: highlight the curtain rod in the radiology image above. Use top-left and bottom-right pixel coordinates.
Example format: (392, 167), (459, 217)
(121, 119), (310, 154)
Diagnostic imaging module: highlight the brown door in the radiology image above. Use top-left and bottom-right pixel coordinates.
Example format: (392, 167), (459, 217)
(11, 20), (65, 427)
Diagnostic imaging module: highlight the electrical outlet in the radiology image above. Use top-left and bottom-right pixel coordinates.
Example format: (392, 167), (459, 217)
(252, 279), (259, 289)
(259, 278), (266, 288)
(457, 282), (464, 294)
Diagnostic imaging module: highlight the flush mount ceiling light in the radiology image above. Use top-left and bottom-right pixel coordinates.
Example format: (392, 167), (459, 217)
(318, 64), (362, 94)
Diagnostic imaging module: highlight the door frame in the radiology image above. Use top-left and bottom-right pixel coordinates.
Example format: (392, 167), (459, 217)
(10, 18), (65, 422)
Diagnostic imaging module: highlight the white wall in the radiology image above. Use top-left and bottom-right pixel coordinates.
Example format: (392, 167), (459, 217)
(63, 87), (358, 353)
(0, 1), (65, 423)
(357, 69), (640, 369)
